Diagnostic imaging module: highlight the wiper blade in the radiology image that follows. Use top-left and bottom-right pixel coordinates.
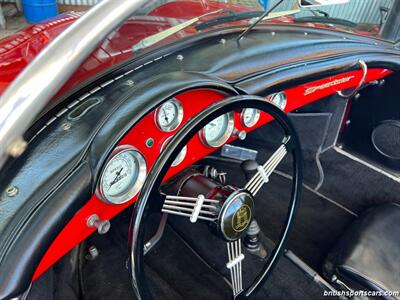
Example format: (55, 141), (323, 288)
(132, 9), (224, 52)
(195, 11), (263, 31)
(294, 16), (357, 28)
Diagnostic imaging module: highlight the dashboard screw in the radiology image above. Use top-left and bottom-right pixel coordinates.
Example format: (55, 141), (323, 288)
(126, 79), (135, 87)
(7, 137), (27, 158)
(86, 246), (99, 260)
(62, 122), (71, 131)
(6, 185), (18, 197)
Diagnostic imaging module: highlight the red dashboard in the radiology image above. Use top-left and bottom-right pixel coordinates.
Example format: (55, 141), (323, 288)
(32, 67), (392, 280)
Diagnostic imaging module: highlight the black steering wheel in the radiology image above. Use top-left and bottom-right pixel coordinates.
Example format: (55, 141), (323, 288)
(130, 95), (303, 299)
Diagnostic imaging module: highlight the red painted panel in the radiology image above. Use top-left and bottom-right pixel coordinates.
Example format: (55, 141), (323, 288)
(32, 68), (392, 280)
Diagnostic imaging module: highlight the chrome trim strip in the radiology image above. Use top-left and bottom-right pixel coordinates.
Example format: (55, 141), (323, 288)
(226, 240), (244, 296)
(334, 146), (400, 183)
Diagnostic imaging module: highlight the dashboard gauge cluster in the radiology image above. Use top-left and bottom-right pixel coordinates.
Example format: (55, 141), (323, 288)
(199, 112), (235, 148)
(97, 93), (288, 205)
(98, 94), (286, 205)
(97, 146), (147, 205)
(155, 98), (184, 132)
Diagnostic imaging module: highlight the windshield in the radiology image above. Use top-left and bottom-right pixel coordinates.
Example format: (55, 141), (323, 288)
(142, 0), (397, 42)
(0, 0), (397, 169)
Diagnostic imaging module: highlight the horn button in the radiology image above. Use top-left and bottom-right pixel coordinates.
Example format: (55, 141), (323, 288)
(218, 190), (255, 241)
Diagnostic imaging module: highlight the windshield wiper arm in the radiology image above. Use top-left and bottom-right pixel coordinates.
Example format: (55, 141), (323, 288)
(310, 9), (329, 18)
(132, 9), (224, 52)
(195, 11), (263, 31)
(237, 0), (285, 41)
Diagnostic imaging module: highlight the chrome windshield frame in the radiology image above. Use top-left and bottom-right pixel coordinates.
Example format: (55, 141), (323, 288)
(0, 0), (148, 169)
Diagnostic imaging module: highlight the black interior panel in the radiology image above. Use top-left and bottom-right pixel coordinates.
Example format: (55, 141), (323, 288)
(340, 73), (400, 174)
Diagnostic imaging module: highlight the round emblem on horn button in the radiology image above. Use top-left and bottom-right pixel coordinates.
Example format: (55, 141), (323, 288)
(218, 190), (254, 241)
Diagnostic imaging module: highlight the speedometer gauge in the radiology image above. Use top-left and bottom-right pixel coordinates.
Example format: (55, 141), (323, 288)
(241, 108), (260, 128)
(97, 146), (147, 205)
(155, 99), (184, 132)
(199, 112), (234, 148)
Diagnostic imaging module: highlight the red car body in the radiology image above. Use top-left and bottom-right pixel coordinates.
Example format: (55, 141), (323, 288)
(0, 1), (381, 102)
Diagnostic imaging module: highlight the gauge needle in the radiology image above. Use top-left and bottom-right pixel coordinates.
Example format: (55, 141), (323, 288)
(108, 167), (124, 190)
(162, 109), (169, 123)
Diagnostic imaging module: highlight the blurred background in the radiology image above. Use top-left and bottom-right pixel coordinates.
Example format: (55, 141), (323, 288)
(0, 0), (394, 40)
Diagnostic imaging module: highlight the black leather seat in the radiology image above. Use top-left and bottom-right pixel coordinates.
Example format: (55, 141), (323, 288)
(324, 203), (400, 299)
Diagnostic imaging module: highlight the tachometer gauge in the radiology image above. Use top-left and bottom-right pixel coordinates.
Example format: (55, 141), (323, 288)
(270, 92), (287, 110)
(160, 136), (187, 167)
(241, 108), (260, 128)
(155, 99), (184, 132)
(97, 146), (147, 205)
(199, 112), (234, 148)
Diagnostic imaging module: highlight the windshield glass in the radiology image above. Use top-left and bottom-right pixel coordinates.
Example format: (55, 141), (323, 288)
(142, 0), (397, 42)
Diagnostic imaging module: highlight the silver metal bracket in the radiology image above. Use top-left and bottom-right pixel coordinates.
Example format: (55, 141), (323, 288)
(337, 60), (368, 99)
(144, 214), (168, 255)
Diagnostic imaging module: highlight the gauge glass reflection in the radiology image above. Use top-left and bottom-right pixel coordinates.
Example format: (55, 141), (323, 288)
(200, 112), (234, 147)
(241, 108), (260, 128)
(98, 147), (146, 204)
(271, 92), (287, 110)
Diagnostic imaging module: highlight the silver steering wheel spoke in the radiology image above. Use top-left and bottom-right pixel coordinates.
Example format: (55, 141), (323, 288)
(161, 194), (219, 222)
(226, 239), (245, 297)
(245, 138), (289, 196)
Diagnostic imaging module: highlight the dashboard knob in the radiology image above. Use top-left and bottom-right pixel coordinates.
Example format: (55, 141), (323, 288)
(87, 214), (111, 235)
(233, 129), (247, 140)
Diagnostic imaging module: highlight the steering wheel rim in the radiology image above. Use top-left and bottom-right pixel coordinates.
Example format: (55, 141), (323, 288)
(130, 95), (303, 299)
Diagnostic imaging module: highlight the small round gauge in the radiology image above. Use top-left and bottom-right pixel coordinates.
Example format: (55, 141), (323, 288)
(270, 92), (287, 110)
(155, 99), (184, 132)
(199, 112), (235, 148)
(161, 137), (187, 167)
(241, 108), (261, 128)
(97, 146), (147, 205)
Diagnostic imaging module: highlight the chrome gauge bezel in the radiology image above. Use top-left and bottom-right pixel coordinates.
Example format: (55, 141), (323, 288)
(199, 112), (235, 148)
(96, 145), (147, 205)
(269, 92), (287, 110)
(240, 108), (261, 128)
(160, 136), (187, 167)
(154, 98), (184, 132)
